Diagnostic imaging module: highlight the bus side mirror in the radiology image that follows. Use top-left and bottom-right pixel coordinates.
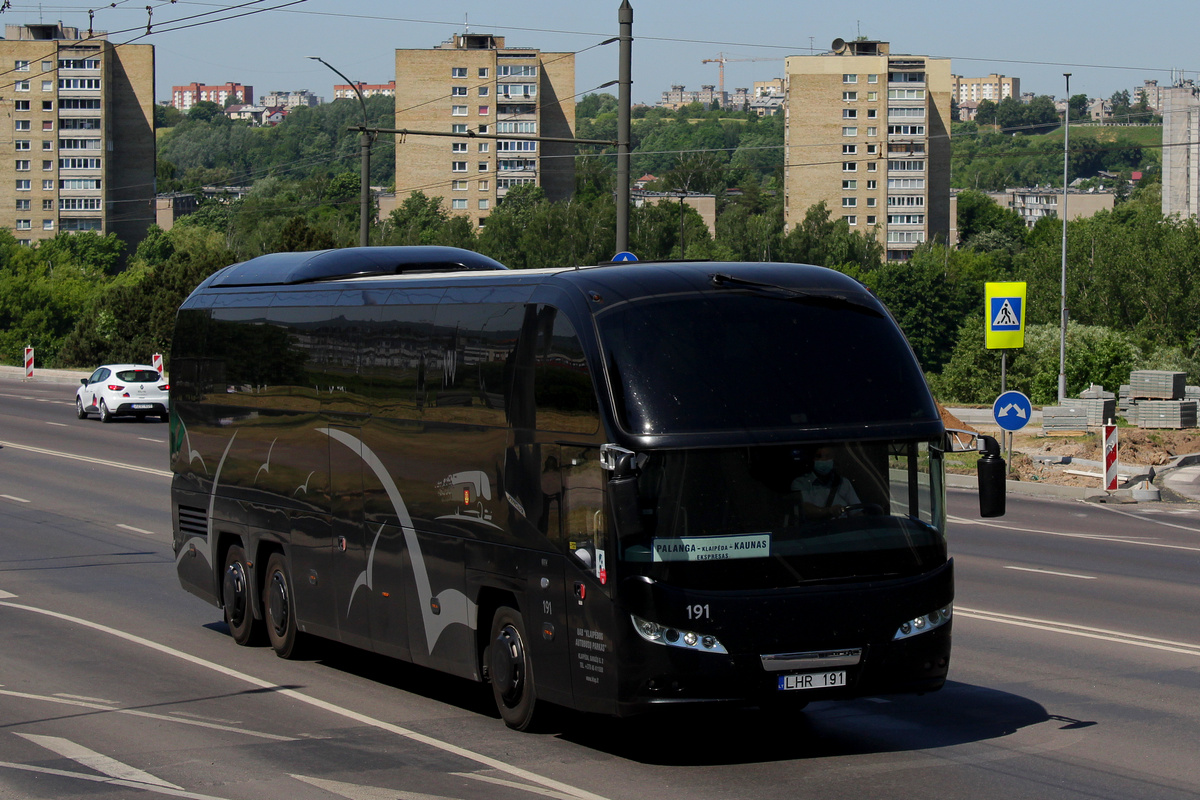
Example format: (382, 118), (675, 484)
(977, 435), (1006, 518)
(602, 444), (644, 542)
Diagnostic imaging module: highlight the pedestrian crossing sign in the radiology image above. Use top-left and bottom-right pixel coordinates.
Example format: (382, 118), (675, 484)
(985, 282), (1026, 349)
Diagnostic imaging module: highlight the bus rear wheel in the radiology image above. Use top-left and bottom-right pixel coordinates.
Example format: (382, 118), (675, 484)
(489, 606), (540, 730)
(222, 544), (264, 646)
(263, 552), (306, 659)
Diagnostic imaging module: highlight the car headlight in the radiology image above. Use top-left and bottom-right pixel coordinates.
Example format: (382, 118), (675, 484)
(893, 605), (952, 640)
(630, 614), (728, 654)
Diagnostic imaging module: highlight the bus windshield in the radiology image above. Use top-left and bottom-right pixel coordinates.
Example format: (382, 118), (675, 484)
(595, 290), (936, 435)
(619, 439), (947, 590)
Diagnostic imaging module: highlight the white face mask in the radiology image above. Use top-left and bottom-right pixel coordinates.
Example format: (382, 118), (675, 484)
(813, 459), (834, 476)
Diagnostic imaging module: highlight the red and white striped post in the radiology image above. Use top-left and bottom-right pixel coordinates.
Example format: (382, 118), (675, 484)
(24, 346), (33, 380)
(1103, 421), (1119, 491)
(153, 353), (164, 377)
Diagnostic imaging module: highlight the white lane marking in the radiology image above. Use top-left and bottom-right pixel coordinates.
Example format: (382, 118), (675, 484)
(956, 607), (1200, 657)
(17, 733), (183, 789)
(1, 495), (30, 503)
(0, 440), (171, 478)
(1003, 566), (1097, 580)
(0, 598), (612, 800)
(55, 693), (116, 704)
(118, 524), (156, 536)
(0, 688), (295, 741)
(0, 590), (15, 599)
(140, 437), (165, 443)
(45, 421), (68, 427)
(1093, 502), (1200, 534)
(292, 774), (461, 800)
(0, 758), (229, 800)
(454, 771), (582, 800)
(950, 515), (1200, 553)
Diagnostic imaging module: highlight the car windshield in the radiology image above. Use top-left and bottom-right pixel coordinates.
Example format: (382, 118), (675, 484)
(595, 291), (935, 434)
(116, 370), (160, 383)
(618, 439), (947, 590)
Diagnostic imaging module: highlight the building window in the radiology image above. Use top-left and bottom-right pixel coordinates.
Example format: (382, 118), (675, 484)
(16, 81), (30, 92)
(43, 219), (54, 230)
(478, 162), (488, 172)
(888, 88), (926, 100)
(867, 215), (877, 224)
(842, 109), (857, 119)
(479, 199), (490, 210)
(867, 144), (878, 154)
(867, 127), (878, 137)
(42, 160), (52, 170)
(479, 68), (490, 78)
(452, 86), (468, 96)
(15, 160), (30, 171)
(842, 126), (857, 137)
(478, 143), (489, 152)
(866, 180), (877, 189)
(842, 144), (857, 154)
(478, 125), (489, 134)
(452, 161), (468, 172)
(42, 81), (54, 92)
(15, 219), (31, 230)
(867, 109), (877, 119)
(15, 100), (30, 111)
(867, 91), (878, 101)
(842, 197), (857, 207)
(42, 60), (54, 71)
(16, 180), (30, 190)
(479, 105), (490, 115)
(42, 100), (53, 111)
(452, 67), (467, 78)
(452, 199), (468, 210)
(43, 179), (53, 189)
(843, 74), (857, 84)
(479, 86), (489, 97)
(842, 180), (857, 189)
(42, 120), (54, 131)
(42, 199), (53, 210)
(843, 91), (857, 101)
(478, 180), (489, 191)
(452, 105), (468, 116)
(15, 120), (31, 131)
(15, 199), (30, 210)
(42, 141), (52, 151)
(868, 74), (878, 83)
(452, 142), (468, 152)
(452, 123), (467, 134)
(845, 215), (857, 225)
(842, 162), (857, 172)
(867, 198), (877, 207)
(888, 160), (925, 171)
(497, 121), (537, 134)
(14, 60), (29, 71)
(867, 162), (878, 172)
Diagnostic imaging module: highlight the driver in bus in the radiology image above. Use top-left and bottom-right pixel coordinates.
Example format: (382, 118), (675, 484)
(790, 445), (861, 520)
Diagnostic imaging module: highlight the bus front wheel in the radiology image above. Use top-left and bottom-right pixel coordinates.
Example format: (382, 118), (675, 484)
(222, 544), (264, 646)
(489, 606), (540, 730)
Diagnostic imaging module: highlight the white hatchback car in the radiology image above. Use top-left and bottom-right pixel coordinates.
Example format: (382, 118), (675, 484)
(76, 364), (169, 422)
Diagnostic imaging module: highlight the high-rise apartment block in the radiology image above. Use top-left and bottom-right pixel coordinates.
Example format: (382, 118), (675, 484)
(951, 74), (1019, 105)
(394, 33), (575, 225)
(1162, 82), (1200, 219)
(1, 23), (154, 248)
(334, 81), (395, 100)
(784, 39), (951, 261)
(171, 82), (251, 111)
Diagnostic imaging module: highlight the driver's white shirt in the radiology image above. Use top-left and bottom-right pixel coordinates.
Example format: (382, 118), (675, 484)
(790, 473), (860, 509)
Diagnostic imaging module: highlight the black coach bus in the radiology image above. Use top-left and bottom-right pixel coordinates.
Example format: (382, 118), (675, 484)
(170, 246), (1005, 729)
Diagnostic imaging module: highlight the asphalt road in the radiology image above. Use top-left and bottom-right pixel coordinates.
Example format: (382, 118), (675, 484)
(2, 375), (1199, 800)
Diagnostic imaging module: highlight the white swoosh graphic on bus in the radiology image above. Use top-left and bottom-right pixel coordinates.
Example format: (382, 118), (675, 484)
(318, 428), (477, 652)
(346, 524), (384, 616)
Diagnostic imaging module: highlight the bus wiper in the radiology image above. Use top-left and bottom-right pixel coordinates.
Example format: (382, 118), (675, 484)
(709, 273), (883, 316)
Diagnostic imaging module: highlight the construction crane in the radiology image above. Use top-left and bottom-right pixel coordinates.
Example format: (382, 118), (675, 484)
(701, 52), (779, 100)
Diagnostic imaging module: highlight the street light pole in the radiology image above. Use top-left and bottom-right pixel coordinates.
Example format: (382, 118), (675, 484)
(676, 191), (687, 258)
(309, 56), (371, 247)
(1058, 73), (1071, 403)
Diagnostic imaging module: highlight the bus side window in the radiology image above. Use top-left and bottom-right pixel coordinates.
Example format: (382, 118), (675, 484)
(533, 307), (599, 435)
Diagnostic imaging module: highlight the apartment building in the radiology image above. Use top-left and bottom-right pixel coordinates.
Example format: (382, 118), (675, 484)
(951, 73), (1019, 105)
(1162, 82), (1200, 219)
(261, 90), (322, 109)
(171, 81), (251, 111)
(334, 81), (395, 100)
(659, 84), (726, 110)
(394, 33), (575, 225)
(0, 23), (154, 249)
(784, 39), (951, 261)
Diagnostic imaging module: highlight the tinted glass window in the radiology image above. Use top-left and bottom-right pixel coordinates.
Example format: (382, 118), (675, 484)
(596, 292), (934, 434)
(116, 370), (160, 382)
(533, 307), (598, 434)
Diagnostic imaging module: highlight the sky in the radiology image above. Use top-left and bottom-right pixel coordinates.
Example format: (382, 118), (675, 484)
(5, 1), (1196, 106)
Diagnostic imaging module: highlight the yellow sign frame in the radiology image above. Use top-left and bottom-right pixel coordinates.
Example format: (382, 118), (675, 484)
(985, 282), (1026, 349)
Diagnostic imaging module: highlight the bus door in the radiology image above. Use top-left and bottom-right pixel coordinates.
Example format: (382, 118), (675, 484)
(328, 424), (372, 648)
(559, 443), (619, 711)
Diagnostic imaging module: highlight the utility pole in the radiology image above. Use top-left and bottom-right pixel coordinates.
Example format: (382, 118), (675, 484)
(309, 57), (372, 247)
(616, 1), (632, 253)
(1058, 73), (1071, 403)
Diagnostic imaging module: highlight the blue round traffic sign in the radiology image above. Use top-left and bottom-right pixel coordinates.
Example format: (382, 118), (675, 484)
(611, 251), (638, 262)
(992, 390), (1033, 432)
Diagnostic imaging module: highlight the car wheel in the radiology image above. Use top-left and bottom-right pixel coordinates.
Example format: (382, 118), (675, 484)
(263, 552), (308, 659)
(99, 400), (113, 423)
(222, 544), (265, 646)
(489, 605), (541, 730)
(75, 398), (87, 419)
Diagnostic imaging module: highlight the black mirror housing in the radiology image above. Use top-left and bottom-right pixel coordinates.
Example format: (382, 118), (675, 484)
(977, 434), (1006, 518)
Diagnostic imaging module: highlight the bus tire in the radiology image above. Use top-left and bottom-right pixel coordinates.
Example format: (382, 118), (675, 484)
(489, 606), (540, 731)
(222, 544), (264, 646)
(263, 552), (306, 659)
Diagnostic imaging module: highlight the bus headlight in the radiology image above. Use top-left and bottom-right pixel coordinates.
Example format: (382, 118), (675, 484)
(893, 605), (952, 641)
(631, 615), (728, 654)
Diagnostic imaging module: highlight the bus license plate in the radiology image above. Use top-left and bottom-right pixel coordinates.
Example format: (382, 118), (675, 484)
(779, 671), (846, 691)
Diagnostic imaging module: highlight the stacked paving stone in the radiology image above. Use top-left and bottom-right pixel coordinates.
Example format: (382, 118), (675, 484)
(1126, 370), (1195, 429)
